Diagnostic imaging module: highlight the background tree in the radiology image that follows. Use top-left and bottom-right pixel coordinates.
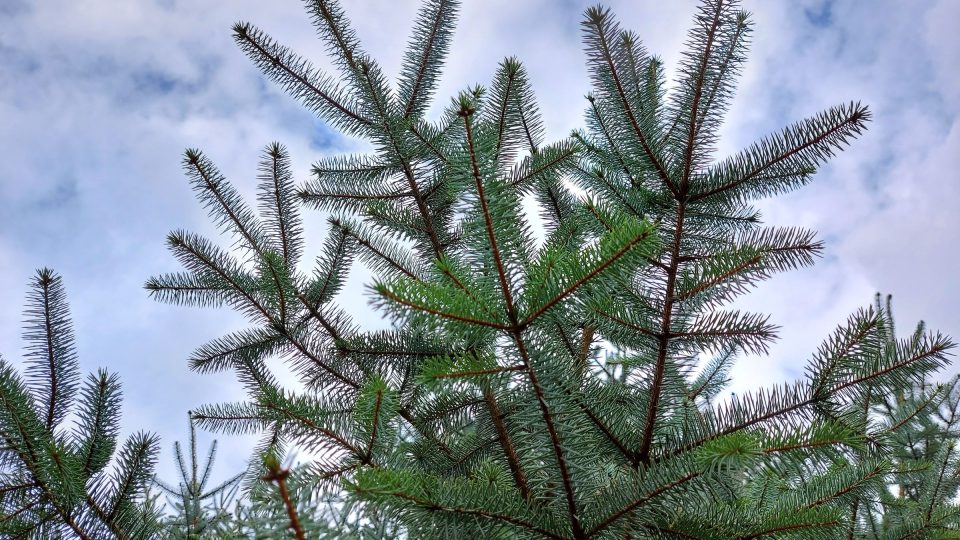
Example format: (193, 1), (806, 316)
(0, 269), (160, 539)
(154, 419), (243, 539)
(139, 0), (957, 538)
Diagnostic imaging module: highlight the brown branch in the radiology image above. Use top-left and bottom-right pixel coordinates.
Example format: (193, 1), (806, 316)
(462, 107), (517, 316)
(885, 389), (941, 434)
(577, 326), (596, 370)
(762, 438), (845, 454)
(667, 344), (951, 463)
(578, 164), (646, 218)
(440, 265), (502, 321)
(0, 407), (96, 540)
(409, 123), (447, 162)
(312, 226), (351, 304)
(464, 105), (583, 536)
(187, 155), (288, 321)
(805, 465), (883, 509)
(433, 365), (526, 380)
(262, 465), (306, 540)
(263, 401), (363, 456)
(512, 330), (585, 539)
(846, 499), (859, 540)
(926, 441), (953, 521)
(364, 388), (384, 464)
(517, 91), (539, 153)
(267, 149), (294, 266)
(80, 376), (109, 474)
(494, 66), (516, 159)
(483, 388), (532, 501)
(574, 393), (637, 464)
(741, 520), (839, 540)
(688, 359), (727, 402)
(673, 254), (762, 302)
(586, 97), (639, 188)
(301, 188), (414, 201)
(39, 276), (58, 430)
(313, 1), (360, 71)
(637, 201), (686, 466)
(692, 16), (747, 143)
(331, 219), (422, 281)
(510, 147), (577, 187)
(359, 64), (444, 259)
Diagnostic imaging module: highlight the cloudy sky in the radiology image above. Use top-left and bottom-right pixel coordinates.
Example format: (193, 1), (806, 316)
(1, 0), (958, 486)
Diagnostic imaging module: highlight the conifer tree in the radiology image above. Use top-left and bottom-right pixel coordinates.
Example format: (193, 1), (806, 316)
(143, 0), (957, 538)
(154, 419), (243, 539)
(0, 269), (161, 539)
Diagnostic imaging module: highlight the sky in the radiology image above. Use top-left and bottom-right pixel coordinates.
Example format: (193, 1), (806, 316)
(1, 0), (958, 488)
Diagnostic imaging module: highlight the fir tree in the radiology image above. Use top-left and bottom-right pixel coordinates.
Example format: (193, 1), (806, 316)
(154, 419), (243, 539)
(0, 269), (161, 539)
(142, 0), (958, 538)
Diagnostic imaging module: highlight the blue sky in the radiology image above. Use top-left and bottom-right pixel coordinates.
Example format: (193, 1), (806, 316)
(1, 0), (958, 486)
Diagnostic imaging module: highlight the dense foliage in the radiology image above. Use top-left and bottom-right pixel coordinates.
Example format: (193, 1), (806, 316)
(2, 0), (958, 538)
(0, 270), (160, 539)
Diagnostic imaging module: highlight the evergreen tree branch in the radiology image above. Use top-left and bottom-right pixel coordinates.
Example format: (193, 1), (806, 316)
(351, 479), (565, 539)
(583, 7), (675, 194)
(679, 0), (724, 191)
(586, 472), (700, 537)
(739, 519), (840, 540)
(689, 103), (870, 203)
(520, 224), (655, 328)
(357, 63), (446, 259)
(462, 103), (585, 532)
(399, 0), (458, 120)
(233, 22), (372, 130)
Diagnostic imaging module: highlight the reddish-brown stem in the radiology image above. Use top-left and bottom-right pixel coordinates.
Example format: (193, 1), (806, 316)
(520, 227), (654, 328)
(263, 466), (306, 540)
(689, 110), (866, 202)
(510, 147), (577, 187)
(483, 388), (532, 501)
(377, 289), (510, 330)
(359, 66), (444, 259)
(188, 155), (288, 321)
(434, 365), (526, 380)
(494, 67), (516, 158)
(267, 149), (294, 266)
(637, 200), (685, 466)
(364, 388), (384, 464)
(680, 0), (724, 191)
